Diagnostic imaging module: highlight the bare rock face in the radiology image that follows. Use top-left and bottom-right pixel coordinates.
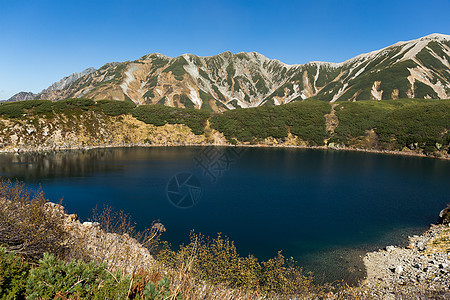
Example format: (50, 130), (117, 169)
(41, 67), (97, 94)
(45, 202), (155, 273)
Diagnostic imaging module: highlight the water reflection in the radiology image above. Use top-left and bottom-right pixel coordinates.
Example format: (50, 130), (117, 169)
(0, 149), (122, 180)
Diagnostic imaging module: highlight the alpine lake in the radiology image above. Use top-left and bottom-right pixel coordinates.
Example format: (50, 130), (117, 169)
(1, 146), (449, 284)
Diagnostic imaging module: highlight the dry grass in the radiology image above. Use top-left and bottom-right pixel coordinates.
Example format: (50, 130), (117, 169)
(426, 228), (450, 254)
(0, 180), (72, 261)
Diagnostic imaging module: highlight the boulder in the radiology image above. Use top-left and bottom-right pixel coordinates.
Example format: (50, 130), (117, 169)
(438, 207), (450, 225)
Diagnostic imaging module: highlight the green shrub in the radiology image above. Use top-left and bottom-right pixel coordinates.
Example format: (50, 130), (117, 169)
(95, 99), (136, 116)
(0, 100), (53, 118)
(329, 99), (450, 155)
(210, 100), (329, 145)
(143, 277), (182, 300)
(64, 98), (95, 109)
(26, 253), (130, 299)
(0, 102), (25, 118)
(0, 248), (30, 299)
(131, 105), (210, 135)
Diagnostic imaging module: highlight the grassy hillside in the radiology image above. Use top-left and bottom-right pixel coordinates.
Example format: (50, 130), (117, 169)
(0, 98), (449, 157)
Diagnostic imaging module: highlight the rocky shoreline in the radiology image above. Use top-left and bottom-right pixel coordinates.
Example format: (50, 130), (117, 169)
(362, 219), (450, 298)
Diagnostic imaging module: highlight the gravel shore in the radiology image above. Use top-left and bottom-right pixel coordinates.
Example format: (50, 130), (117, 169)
(362, 223), (450, 298)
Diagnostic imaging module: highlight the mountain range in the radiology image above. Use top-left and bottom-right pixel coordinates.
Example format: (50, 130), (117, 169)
(6, 33), (450, 111)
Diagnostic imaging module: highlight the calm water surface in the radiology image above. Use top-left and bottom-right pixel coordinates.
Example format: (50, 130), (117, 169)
(1, 147), (449, 283)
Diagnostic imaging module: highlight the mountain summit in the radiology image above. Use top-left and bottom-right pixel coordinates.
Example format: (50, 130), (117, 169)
(21, 33), (450, 111)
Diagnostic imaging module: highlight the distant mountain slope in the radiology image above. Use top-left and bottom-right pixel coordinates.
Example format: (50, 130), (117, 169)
(25, 33), (450, 111)
(5, 91), (37, 102)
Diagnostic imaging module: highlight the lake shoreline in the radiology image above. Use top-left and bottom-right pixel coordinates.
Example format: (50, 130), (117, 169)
(362, 223), (450, 297)
(1, 142), (449, 161)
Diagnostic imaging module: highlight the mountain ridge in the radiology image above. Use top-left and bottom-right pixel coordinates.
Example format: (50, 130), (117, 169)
(7, 33), (450, 111)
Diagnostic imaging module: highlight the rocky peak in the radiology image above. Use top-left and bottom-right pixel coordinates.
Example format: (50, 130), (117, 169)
(41, 67), (97, 93)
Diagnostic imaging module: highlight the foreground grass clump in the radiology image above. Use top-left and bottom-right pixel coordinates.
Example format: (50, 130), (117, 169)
(157, 232), (320, 297)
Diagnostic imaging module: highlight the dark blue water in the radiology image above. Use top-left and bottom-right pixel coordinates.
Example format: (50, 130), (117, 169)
(1, 147), (449, 283)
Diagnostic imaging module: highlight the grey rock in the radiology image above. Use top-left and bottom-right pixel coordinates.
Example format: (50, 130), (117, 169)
(395, 265), (403, 274)
(417, 241), (426, 251)
(41, 67), (96, 93)
(386, 245), (396, 252)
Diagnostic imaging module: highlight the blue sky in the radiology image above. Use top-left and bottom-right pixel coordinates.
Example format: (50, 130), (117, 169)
(1, 0), (449, 99)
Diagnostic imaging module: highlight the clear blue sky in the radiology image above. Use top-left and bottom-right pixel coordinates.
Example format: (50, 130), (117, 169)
(1, 0), (449, 99)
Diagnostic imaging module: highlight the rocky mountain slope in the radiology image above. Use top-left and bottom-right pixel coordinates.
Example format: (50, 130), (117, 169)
(12, 33), (450, 111)
(4, 92), (37, 102)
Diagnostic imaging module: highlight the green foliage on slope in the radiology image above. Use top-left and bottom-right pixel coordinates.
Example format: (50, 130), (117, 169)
(1, 98), (449, 156)
(0, 248), (182, 299)
(95, 100), (137, 116)
(210, 100), (329, 145)
(0, 248), (30, 298)
(131, 104), (210, 135)
(26, 253), (130, 299)
(0, 100), (53, 118)
(329, 99), (450, 154)
(162, 57), (188, 81)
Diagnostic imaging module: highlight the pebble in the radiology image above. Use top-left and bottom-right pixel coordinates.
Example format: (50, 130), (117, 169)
(395, 265), (403, 274)
(386, 245), (396, 252)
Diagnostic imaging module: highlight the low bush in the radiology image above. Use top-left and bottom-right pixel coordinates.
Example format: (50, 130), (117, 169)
(53, 98), (95, 112)
(157, 232), (317, 297)
(0, 180), (71, 261)
(0, 100), (53, 118)
(210, 100), (329, 145)
(329, 99), (450, 154)
(0, 248), (30, 298)
(95, 99), (137, 116)
(26, 253), (130, 299)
